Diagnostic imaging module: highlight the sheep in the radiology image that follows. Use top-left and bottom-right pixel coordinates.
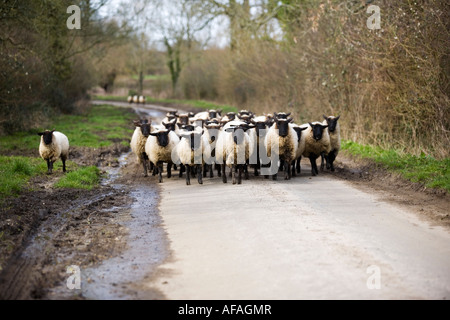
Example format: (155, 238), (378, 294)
(139, 95), (146, 104)
(145, 128), (180, 183)
(127, 96), (133, 104)
(37, 130), (69, 174)
(202, 122), (222, 178)
(264, 118), (298, 180)
(321, 115), (341, 172)
(174, 130), (211, 185)
(162, 111), (178, 124)
(291, 124), (309, 176)
(248, 116), (271, 176)
(220, 112), (237, 124)
(133, 95), (139, 103)
(302, 122), (331, 176)
(215, 122), (253, 184)
(130, 119), (152, 177)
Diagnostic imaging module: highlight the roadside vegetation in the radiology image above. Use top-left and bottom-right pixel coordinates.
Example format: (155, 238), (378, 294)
(0, 105), (136, 152)
(92, 94), (238, 114)
(0, 104), (136, 200)
(342, 141), (450, 192)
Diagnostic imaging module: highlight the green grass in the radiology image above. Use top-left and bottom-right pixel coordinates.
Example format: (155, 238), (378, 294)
(54, 166), (100, 190)
(130, 74), (171, 81)
(0, 105), (135, 151)
(92, 95), (238, 113)
(342, 140), (450, 192)
(0, 156), (47, 198)
(0, 156), (102, 199)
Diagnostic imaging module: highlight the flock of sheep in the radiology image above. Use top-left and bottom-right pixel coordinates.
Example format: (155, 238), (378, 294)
(131, 109), (341, 185)
(36, 107), (340, 186)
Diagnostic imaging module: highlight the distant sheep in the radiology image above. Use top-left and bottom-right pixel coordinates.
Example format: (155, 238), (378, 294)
(38, 130), (69, 174)
(139, 95), (146, 104)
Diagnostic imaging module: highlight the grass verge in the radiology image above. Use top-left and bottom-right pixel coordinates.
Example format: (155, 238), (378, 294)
(0, 156), (47, 199)
(0, 104), (136, 151)
(342, 140), (450, 192)
(54, 166), (100, 190)
(92, 95), (238, 113)
(0, 156), (101, 200)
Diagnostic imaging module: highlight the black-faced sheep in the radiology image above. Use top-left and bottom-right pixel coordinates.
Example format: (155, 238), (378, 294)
(130, 119), (152, 177)
(145, 129), (180, 183)
(321, 115), (341, 172)
(38, 130), (69, 174)
(175, 130), (211, 185)
(264, 118), (298, 180)
(302, 122), (331, 176)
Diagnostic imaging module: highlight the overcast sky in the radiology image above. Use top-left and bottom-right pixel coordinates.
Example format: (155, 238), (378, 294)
(97, 0), (230, 49)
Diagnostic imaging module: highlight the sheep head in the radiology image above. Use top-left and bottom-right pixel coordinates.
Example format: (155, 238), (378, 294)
(309, 122), (329, 141)
(38, 129), (55, 145)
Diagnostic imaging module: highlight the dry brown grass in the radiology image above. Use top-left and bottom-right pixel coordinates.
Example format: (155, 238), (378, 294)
(179, 0), (449, 159)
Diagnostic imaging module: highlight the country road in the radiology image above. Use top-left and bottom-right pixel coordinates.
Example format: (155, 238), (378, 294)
(92, 101), (450, 300)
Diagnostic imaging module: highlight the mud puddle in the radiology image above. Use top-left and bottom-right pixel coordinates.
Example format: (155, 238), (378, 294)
(77, 152), (168, 300)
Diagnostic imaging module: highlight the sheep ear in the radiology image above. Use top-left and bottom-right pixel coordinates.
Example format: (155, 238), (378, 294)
(133, 120), (141, 127)
(286, 112), (291, 117)
(336, 115), (341, 121)
(308, 122), (313, 127)
(300, 126), (308, 131)
(287, 118), (293, 123)
(149, 132), (158, 136)
(323, 114), (328, 120)
(322, 124), (329, 129)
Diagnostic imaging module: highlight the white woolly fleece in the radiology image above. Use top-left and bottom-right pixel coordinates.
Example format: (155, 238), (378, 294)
(39, 131), (69, 162)
(145, 131), (180, 165)
(302, 122), (331, 157)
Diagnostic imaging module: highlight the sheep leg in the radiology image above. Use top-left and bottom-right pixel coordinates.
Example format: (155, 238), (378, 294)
(216, 163), (221, 177)
(158, 162), (163, 183)
(167, 162), (172, 179)
(238, 165), (243, 184)
(197, 164), (203, 184)
(62, 156), (67, 173)
(46, 159), (52, 174)
(254, 165), (259, 177)
(296, 157), (301, 174)
(284, 160), (289, 180)
(179, 164), (185, 178)
(173, 164), (178, 171)
(291, 160), (296, 177)
(328, 151), (336, 172)
(209, 164), (214, 178)
(142, 159), (148, 177)
(203, 165), (208, 178)
(244, 164), (249, 180)
(320, 153), (326, 171)
(222, 164), (227, 183)
(232, 164), (237, 185)
(309, 156), (318, 176)
(186, 165), (191, 185)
